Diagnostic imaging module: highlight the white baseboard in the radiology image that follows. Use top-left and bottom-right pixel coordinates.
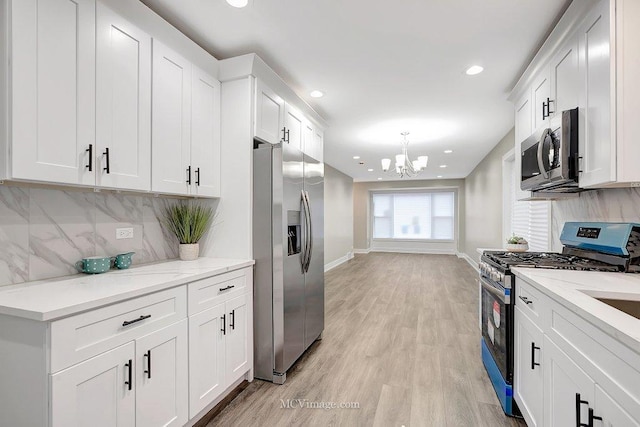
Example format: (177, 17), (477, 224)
(324, 251), (355, 272)
(353, 248), (371, 254)
(370, 248), (456, 255)
(457, 252), (479, 273)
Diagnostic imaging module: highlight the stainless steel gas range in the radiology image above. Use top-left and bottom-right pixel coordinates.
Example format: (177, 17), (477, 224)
(479, 222), (640, 417)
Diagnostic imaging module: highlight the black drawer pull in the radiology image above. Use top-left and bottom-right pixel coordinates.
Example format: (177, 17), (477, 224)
(219, 285), (235, 292)
(576, 393), (589, 427)
(86, 144), (93, 171)
(230, 309), (235, 330)
(103, 147), (110, 174)
(122, 314), (151, 327)
(588, 408), (602, 427)
(125, 359), (132, 390)
(519, 295), (533, 305)
(531, 342), (541, 370)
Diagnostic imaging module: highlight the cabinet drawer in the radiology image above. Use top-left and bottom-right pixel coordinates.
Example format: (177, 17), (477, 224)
(515, 277), (548, 323)
(188, 268), (248, 315)
(50, 286), (187, 373)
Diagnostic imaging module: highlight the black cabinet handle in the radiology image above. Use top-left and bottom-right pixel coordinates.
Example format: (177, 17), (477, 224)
(195, 167), (200, 186)
(546, 97), (555, 115)
(542, 101), (547, 120)
(125, 359), (132, 390)
(576, 393), (589, 427)
(230, 309), (235, 330)
(103, 147), (110, 174)
(519, 295), (533, 305)
(186, 166), (192, 185)
(144, 350), (151, 379)
(86, 144), (93, 171)
(122, 314), (151, 327)
(221, 314), (226, 335)
(531, 342), (541, 370)
(281, 127), (290, 143)
(588, 408), (602, 427)
(219, 285), (235, 292)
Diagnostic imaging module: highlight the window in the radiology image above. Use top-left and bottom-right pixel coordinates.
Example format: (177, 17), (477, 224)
(507, 158), (551, 251)
(372, 191), (455, 240)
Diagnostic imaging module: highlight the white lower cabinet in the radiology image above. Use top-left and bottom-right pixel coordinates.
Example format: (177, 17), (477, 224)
(514, 306), (544, 427)
(51, 319), (188, 427)
(187, 270), (253, 419)
(51, 342), (136, 427)
(515, 278), (640, 427)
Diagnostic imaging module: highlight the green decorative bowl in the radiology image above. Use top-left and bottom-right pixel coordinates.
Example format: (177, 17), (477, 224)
(76, 256), (112, 274)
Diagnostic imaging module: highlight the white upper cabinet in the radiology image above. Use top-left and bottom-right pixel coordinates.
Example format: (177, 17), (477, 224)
(284, 103), (304, 152)
(151, 40), (192, 195)
(96, 3), (151, 192)
(255, 80), (285, 145)
(514, 93), (532, 199)
(191, 67), (221, 198)
(550, 35), (579, 116)
(313, 127), (324, 162)
(10, 0), (96, 186)
(532, 71), (551, 132)
(578, 0), (615, 188)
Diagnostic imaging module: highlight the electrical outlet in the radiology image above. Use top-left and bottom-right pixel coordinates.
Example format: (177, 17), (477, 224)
(116, 228), (134, 240)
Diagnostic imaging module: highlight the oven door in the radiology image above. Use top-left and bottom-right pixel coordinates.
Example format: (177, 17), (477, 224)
(480, 276), (513, 382)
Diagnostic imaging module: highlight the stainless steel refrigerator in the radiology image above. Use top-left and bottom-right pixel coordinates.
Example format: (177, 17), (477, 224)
(252, 141), (324, 384)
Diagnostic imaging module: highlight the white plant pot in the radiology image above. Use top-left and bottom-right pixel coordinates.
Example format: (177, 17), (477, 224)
(179, 243), (200, 261)
(506, 243), (529, 253)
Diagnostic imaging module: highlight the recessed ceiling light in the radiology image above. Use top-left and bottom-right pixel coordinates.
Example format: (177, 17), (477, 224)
(377, 177), (382, 180)
(437, 175), (443, 178)
(353, 156), (360, 160)
(466, 65), (484, 75)
(310, 90), (324, 98)
(367, 168), (373, 172)
(440, 164), (447, 168)
(444, 150), (453, 154)
(226, 0), (248, 7)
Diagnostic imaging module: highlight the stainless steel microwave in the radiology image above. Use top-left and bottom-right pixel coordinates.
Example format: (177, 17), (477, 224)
(521, 108), (579, 192)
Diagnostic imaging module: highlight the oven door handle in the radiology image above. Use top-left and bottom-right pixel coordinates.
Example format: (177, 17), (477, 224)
(480, 277), (509, 304)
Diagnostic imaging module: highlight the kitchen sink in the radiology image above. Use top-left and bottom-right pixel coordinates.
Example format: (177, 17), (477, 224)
(594, 298), (640, 320)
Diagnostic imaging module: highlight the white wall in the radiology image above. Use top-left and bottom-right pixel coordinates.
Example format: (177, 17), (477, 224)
(323, 165), (354, 270)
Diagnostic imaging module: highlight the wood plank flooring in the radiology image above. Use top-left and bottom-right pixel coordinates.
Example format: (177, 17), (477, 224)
(207, 253), (526, 426)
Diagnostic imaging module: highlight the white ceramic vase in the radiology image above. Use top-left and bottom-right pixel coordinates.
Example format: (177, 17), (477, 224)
(505, 243), (529, 253)
(179, 243), (200, 261)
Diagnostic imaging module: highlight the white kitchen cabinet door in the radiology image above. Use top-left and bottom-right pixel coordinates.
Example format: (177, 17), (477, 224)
(578, 0), (615, 188)
(543, 336), (595, 427)
(532, 70), (551, 131)
(514, 93), (532, 200)
(314, 127), (324, 162)
(255, 80), (285, 144)
(11, 0), (96, 186)
(514, 307), (544, 427)
(50, 342), (135, 427)
(226, 294), (249, 383)
(96, 3), (151, 191)
(284, 103), (304, 152)
(550, 35), (579, 117)
(594, 384), (640, 426)
(188, 303), (226, 418)
(191, 67), (221, 198)
(303, 120), (315, 158)
(152, 40), (192, 195)
(135, 320), (189, 427)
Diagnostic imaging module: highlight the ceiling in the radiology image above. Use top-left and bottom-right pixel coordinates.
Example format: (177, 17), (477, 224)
(141, 0), (571, 182)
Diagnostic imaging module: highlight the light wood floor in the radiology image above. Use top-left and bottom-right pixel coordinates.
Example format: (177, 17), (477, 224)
(208, 253), (526, 426)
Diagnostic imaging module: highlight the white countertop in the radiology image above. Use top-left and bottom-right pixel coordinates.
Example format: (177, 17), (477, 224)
(0, 258), (254, 321)
(512, 267), (640, 355)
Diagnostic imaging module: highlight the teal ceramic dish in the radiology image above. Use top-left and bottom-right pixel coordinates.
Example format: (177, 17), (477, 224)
(76, 256), (112, 274)
(113, 252), (135, 270)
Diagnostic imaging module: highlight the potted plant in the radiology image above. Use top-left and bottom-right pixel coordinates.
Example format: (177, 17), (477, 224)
(164, 202), (214, 261)
(506, 235), (529, 253)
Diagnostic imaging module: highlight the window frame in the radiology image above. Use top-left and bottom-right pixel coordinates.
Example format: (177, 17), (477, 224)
(369, 188), (457, 243)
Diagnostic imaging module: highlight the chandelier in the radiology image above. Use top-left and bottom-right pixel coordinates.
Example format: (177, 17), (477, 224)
(381, 132), (428, 178)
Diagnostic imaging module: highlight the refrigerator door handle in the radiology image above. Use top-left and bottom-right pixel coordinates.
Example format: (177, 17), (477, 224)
(304, 191), (313, 273)
(300, 190), (310, 272)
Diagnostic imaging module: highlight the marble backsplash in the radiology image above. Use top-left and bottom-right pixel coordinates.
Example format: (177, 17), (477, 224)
(551, 187), (640, 251)
(0, 185), (216, 286)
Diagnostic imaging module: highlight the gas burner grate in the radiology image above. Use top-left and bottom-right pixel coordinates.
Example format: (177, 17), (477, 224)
(483, 251), (624, 272)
